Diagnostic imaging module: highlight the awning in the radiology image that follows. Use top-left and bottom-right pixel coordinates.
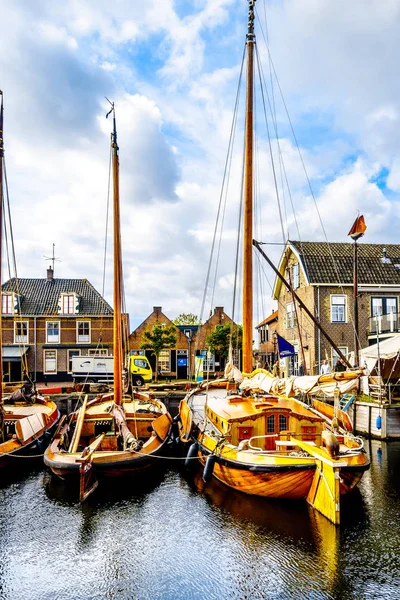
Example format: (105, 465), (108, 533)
(2, 346), (29, 362)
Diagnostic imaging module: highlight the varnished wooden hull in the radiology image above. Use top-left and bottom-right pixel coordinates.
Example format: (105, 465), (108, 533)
(44, 395), (173, 489)
(196, 443), (316, 499)
(0, 401), (60, 470)
(339, 463), (370, 495)
(45, 436), (171, 480)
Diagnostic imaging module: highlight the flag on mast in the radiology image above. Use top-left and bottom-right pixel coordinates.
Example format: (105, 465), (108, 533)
(276, 334), (295, 358)
(348, 215), (367, 241)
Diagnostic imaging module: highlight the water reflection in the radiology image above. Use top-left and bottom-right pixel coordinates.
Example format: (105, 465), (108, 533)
(187, 466), (343, 599)
(0, 443), (398, 599)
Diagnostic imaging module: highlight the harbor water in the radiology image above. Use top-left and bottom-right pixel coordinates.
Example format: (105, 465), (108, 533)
(0, 440), (399, 600)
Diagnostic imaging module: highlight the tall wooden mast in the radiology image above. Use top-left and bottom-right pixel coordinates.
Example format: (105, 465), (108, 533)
(108, 102), (123, 405)
(0, 91), (4, 402)
(242, 0), (256, 373)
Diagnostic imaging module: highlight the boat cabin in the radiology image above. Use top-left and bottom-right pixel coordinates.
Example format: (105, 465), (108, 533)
(205, 393), (325, 451)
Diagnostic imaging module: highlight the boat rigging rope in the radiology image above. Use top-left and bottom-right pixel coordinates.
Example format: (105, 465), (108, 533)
(2, 156), (31, 382)
(255, 5), (362, 356)
(195, 45), (246, 328)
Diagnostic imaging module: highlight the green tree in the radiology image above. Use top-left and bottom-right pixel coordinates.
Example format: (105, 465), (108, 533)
(140, 323), (177, 382)
(206, 323), (242, 365)
(172, 313), (201, 325)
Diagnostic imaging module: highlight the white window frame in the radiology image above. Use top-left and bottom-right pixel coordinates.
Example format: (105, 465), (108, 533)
(62, 294), (75, 315)
(44, 349), (57, 374)
(14, 321), (28, 344)
(67, 349), (81, 374)
(292, 263), (300, 289)
(285, 302), (297, 329)
(88, 349), (108, 356)
(46, 321), (60, 344)
(158, 349), (171, 371)
(330, 295), (347, 323)
(2, 293), (14, 315)
(331, 346), (348, 368)
(77, 321), (91, 343)
(371, 296), (398, 316)
(202, 350), (215, 373)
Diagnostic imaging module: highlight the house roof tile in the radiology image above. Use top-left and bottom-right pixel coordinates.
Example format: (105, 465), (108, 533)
(290, 241), (400, 285)
(2, 277), (113, 316)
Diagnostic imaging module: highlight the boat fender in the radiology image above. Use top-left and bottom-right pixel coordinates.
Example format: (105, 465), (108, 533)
(202, 454), (216, 483)
(44, 430), (53, 442)
(35, 437), (45, 453)
(170, 419), (180, 445)
(321, 431), (339, 458)
(185, 442), (198, 469)
(376, 415), (382, 430)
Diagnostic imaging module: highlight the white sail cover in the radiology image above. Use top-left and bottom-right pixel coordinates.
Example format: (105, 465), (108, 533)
(240, 371), (359, 397)
(358, 333), (400, 372)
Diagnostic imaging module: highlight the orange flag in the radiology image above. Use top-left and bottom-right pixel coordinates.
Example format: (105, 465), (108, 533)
(348, 215), (366, 241)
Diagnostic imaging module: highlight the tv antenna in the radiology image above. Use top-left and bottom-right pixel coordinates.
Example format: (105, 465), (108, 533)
(44, 243), (61, 273)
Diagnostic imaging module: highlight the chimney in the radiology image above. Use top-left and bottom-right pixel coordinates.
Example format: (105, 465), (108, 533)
(153, 306), (162, 318)
(214, 306), (224, 322)
(47, 265), (54, 281)
(382, 248), (391, 264)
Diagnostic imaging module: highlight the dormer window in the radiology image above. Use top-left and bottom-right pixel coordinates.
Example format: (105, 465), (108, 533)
(58, 293), (80, 315)
(63, 295), (75, 314)
(2, 293), (14, 315)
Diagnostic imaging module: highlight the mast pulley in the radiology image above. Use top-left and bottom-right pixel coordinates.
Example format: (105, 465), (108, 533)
(247, 0), (257, 40)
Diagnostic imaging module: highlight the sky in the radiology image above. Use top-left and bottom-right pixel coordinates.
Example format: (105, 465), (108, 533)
(1, 0), (400, 332)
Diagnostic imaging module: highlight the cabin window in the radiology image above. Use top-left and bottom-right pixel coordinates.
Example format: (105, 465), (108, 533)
(44, 349), (57, 374)
(330, 295), (347, 323)
(2, 294), (14, 315)
(285, 302), (297, 329)
(14, 321), (28, 344)
(62, 294), (75, 314)
(279, 415), (287, 432)
(267, 415), (275, 433)
(77, 321), (90, 343)
(158, 349), (171, 372)
(68, 349), (80, 373)
(46, 321), (60, 344)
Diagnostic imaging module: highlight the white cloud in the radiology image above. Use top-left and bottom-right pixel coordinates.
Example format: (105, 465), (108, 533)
(1, 0), (399, 332)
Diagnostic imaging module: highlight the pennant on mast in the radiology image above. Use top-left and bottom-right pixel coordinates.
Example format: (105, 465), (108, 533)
(348, 215), (367, 241)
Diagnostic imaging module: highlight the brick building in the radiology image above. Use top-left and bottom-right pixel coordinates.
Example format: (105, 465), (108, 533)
(1, 266), (121, 383)
(256, 310), (278, 369)
(129, 306), (237, 379)
(128, 306), (194, 379)
(272, 241), (400, 375)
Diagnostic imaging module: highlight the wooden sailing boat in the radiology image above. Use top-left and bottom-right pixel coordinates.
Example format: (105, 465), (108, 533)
(178, 1), (369, 525)
(44, 102), (173, 500)
(0, 91), (60, 468)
